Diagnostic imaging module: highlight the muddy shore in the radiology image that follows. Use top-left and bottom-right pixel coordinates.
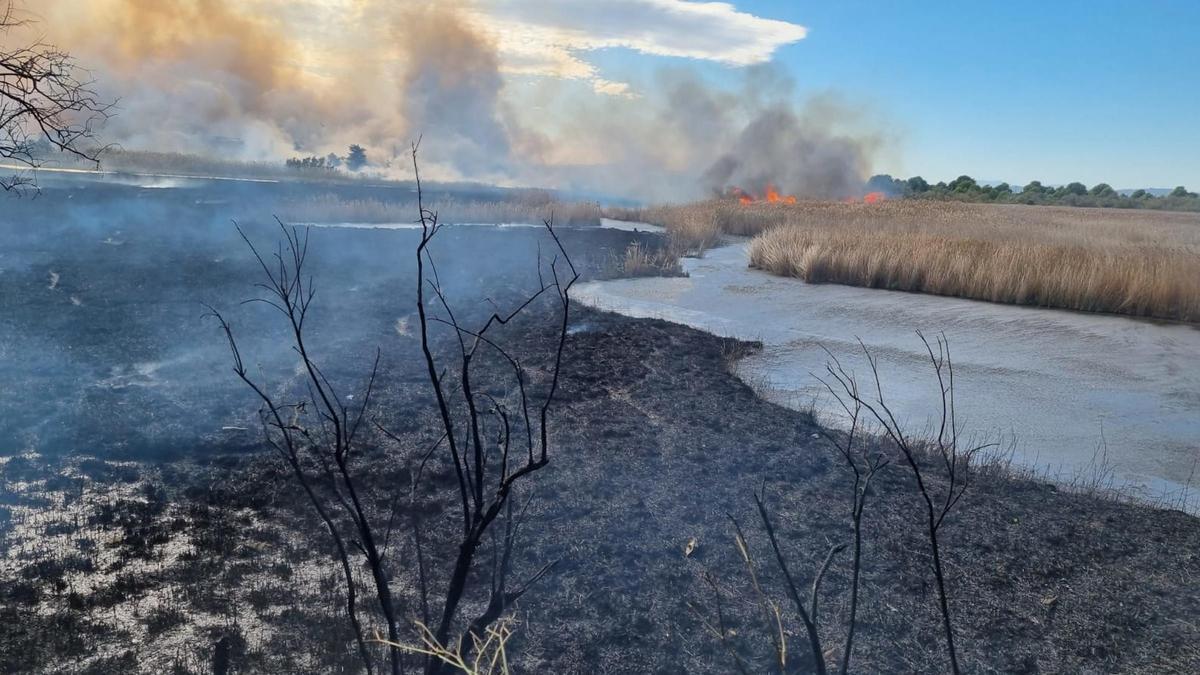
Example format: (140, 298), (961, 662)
(2, 213), (1198, 673)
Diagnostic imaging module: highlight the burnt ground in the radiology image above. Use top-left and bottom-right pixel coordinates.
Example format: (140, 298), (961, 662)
(2, 182), (1199, 673)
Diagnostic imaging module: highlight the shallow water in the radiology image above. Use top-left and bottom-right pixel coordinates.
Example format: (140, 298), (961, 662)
(576, 238), (1200, 510)
(295, 217), (665, 233)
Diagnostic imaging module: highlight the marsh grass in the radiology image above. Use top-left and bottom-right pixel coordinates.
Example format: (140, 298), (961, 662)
(616, 242), (682, 277)
(612, 200), (1200, 322)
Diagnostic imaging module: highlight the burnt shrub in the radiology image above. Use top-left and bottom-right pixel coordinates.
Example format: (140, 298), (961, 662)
(145, 606), (188, 638)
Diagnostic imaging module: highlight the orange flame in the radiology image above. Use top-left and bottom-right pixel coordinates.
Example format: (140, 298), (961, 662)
(730, 184), (797, 205)
(730, 187), (753, 204)
(845, 191), (887, 204)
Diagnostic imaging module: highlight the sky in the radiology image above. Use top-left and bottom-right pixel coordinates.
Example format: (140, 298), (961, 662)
(581, 0), (1200, 189)
(25, 0), (1200, 193)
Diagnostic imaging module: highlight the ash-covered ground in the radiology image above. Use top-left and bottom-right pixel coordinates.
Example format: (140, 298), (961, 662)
(2, 180), (1198, 674)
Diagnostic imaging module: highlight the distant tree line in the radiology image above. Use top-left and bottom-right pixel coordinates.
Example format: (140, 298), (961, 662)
(286, 144), (369, 173)
(867, 174), (1200, 212)
(285, 155), (338, 171)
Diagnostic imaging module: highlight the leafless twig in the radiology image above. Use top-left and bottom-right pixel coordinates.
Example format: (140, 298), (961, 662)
(821, 333), (991, 674)
(1, 2), (113, 192)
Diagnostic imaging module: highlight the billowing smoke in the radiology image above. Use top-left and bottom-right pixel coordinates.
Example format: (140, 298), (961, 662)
(394, 3), (514, 177)
(530, 68), (882, 202)
(29, 0), (885, 200)
(36, 0), (343, 156)
(702, 104), (876, 200)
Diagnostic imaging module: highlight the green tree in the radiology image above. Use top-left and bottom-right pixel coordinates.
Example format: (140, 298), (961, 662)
(1130, 189), (1148, 199)
(346, 144), (368, 171)
(948, 175), (978, 193)
(1022, 180), (1045, 194)
(906, 176), (930, 193)
(1064, 182), (1088, 196)
(1090, 183), (1116, 197)
(1170, 186), (1190, 198)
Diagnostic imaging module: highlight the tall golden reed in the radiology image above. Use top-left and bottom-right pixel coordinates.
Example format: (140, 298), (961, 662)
(613, 200), (1200, 322)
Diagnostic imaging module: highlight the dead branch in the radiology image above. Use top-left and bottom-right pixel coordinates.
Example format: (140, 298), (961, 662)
(206, 302), (376, 675)
(213, 142), (576, 675)
(813, 347), (889, 675)
(821, 332), (992, 674)
(410, 138), (578, 673)
(1, 1), (113, 192)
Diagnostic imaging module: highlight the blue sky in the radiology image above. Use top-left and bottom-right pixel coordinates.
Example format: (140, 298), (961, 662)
(587, 0), (1200, 189)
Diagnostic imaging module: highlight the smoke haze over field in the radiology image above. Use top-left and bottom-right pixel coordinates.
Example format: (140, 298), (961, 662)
(25, 0), (886, 200)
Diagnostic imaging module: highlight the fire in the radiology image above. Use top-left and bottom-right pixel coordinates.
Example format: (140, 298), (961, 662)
(729, 184), (797, 205)
(764, 184), (797, 204)
(844, 191), (887, 204)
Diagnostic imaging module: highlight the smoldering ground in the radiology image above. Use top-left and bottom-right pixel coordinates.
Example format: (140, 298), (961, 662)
(27, 0), (886, 201)
(3, 178), (1199, 673)
(0, 175), (645, 460)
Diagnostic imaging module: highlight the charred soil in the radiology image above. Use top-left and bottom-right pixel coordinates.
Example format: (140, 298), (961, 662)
(2, 186), (1198, 673)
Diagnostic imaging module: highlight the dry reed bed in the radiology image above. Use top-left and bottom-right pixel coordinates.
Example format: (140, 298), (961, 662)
(277, 193), (601, 226)
(614, 200), (1200, 322)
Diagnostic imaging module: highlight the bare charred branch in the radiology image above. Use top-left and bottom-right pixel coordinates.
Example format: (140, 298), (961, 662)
(813, 347), (889, 675)
(212, 141), (574, 675)
(205, 305), (376, 675)
(1, 2), (113, 192)
(410, 139), (577, 672)
(820, 333), (992, 675)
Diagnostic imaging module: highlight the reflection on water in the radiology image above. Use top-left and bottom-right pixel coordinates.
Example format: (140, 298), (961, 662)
(577, 239), (1200, 511)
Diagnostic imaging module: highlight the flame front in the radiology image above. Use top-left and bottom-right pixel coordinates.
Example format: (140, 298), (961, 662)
(729, 184), (797, 205)
(728, 185), (879, 205)
(730, 187), (754, 204)
(844, 191), (887, 204)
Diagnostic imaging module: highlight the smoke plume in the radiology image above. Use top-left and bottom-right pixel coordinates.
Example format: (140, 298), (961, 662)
(28, 0), (886, 200)
(702, 103), (877, 200)
(394, 3), (515, 177)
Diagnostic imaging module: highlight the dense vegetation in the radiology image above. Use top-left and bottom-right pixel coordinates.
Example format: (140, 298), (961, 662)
(611, 200), (1200, 322)
(868, 174), (1200, 212)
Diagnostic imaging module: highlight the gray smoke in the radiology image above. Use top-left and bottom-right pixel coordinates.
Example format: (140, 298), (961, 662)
(34, 0), (884, 200)
(394, 3), (515, 177)
(701, 105), (874, 199)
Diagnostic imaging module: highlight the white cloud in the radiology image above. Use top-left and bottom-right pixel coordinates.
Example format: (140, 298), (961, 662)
(471, 0), (807, 95)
